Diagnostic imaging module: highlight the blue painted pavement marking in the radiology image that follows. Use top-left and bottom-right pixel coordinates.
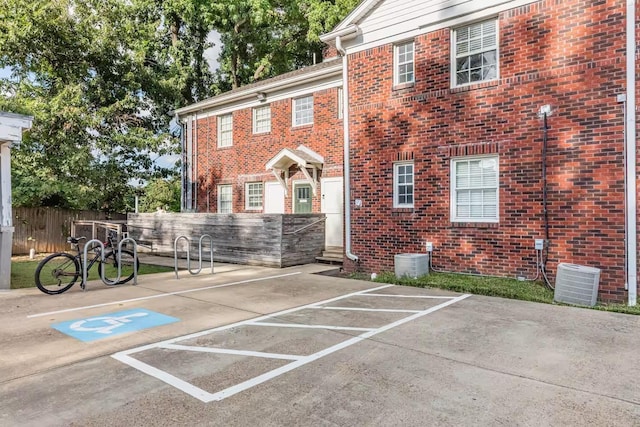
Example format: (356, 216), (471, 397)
(52, 309), (179, 342)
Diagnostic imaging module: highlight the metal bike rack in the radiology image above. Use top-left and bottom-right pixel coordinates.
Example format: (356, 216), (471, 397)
(173, 234), (214, 279)
(82, 238), (139, 291)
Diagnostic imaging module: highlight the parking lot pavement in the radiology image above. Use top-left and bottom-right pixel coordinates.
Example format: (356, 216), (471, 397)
(2, 265), (640, 426)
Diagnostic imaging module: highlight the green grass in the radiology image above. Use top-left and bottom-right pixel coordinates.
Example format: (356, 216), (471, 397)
(10, 258), (173, 290)
(355, 271), (640, 316)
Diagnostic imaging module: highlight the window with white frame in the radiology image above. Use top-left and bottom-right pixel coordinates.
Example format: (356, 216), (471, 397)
(451, 156), (499, 222)
(453, 19), (498, 87)
(293, 95), (313, 126)
(245, 182), (263, 210)
(394, 41), (415, 86)
(253, 105), (271, 134)
(217, 114), (233, 147)
(218, 184), (233, 213)
(393, 162), (414, 208)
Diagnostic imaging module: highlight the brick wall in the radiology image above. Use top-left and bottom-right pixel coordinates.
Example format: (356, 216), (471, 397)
(345, 0), (630, 302)
(192, 87), (344, 214)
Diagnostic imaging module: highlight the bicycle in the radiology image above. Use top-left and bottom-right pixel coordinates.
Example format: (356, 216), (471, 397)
(35, 231), (139, 295)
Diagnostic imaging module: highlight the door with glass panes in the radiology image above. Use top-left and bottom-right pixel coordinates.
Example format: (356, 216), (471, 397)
(294, 183), (312, 213)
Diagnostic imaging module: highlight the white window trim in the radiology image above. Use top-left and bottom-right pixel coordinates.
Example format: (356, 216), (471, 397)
(252, 105), (271, 134)
(292, 95), (313, 127)
(218, 184), (233, 213)
(217, 114), (233, 148)
(450, 155), (499, 223)
(393, 161), (414, 208)
(451, 18), (500, 88)
(394, 40), (415, 87)
(245, 182), (263, 210)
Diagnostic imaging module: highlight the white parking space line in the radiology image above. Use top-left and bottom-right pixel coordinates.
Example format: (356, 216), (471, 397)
(112, 286), (471, 403)
(361, 293), (457, 299)
(27, 272), (302, 319)
(159, 344), (303, 361)
(114, 284), (394, 354)
(311, 306), (422, 313)
(247, 322), (375, 332)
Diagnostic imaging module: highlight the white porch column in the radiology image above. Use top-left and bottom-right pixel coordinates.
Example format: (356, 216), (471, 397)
(0, 112), (33, 291)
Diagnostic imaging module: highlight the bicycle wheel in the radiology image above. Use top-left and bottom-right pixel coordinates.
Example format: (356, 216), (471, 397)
(99, 249), (139, 285)
(35, 253), (81, 295)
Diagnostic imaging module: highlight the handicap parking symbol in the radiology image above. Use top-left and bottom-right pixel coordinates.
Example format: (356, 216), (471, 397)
(52, 309), (179, 342)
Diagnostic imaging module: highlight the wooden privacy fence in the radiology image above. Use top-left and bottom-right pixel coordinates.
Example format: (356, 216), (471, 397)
(127, 212), (326, 268)
(12, 207), (126, 255)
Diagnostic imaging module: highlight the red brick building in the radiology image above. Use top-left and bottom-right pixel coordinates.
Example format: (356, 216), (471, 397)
(175, 59), (346, 249)
(177, 0), (639, 304)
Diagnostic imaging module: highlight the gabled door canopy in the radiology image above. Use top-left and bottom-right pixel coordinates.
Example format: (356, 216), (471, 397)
(265, 145), (324, 196)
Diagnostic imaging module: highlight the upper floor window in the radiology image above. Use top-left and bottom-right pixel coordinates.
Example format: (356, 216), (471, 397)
(245, 182), (263, 210)
(218, 184), (233, 213)
(451, 155), (499, 222)
(393, 161), (414, 208)
(293, 95), (313, 126)
(453, 19), (498, 87)
(394, 41), (415, 86)
(253, 105), (271, 134)
(218, 114), (233, 148)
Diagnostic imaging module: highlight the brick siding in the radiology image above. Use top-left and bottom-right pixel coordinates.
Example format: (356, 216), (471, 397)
(192, 87), (344, 214)
(345, 0), (632, 303)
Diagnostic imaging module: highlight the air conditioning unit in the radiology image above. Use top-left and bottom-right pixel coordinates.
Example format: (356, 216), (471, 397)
(394, 254), (429, 278)
(553, 263), (601, 307)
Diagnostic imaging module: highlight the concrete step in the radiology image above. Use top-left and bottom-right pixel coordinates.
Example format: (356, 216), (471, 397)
(315, 255), (343, 265)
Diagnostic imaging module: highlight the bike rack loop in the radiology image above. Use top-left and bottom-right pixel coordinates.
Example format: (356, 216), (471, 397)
(82, 238), (139, 290)
(173, 234), (214, 279)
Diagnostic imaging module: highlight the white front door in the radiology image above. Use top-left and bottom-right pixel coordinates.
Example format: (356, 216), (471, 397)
(321, 177), (343, 248)
(264, 181), (285, 214)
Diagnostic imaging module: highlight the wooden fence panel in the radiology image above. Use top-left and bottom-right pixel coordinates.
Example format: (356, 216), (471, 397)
(127, 212), (325, 268)
(12, 207), (126, 255)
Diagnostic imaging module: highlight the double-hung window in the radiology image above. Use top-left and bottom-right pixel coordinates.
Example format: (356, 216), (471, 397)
(218, 114), (233, 147)
(218, 184), (233, 213)
(245, 182), (263, 210)
(253, 105), (271, 134)
(451, 156), (499, 222)
(453, 19), (498, 87)
(394, 41), (415, 86)
(293, 95), (313, 126)
(393, 162), (414, 208)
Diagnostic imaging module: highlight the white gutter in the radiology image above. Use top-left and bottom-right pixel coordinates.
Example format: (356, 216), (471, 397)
(337, 34), (358, 262)
(320, 24), (360, 43)
(626, 0), (637, 306)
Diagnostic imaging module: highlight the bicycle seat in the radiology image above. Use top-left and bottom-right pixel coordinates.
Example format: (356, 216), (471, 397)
(67, 236), (87, 244)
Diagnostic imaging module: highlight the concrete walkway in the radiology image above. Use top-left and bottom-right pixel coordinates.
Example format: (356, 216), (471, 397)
(1, 263), (639, 426)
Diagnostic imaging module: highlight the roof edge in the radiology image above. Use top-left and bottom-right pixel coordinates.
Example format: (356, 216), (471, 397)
(320, 24), (360, 43)
(176, 59), (342, 117)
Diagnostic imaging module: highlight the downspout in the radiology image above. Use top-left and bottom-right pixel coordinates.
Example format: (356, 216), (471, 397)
(337, 35), (358, 262)
(176, 113), (186, 212)
(193, 111), (198, 212)
(626, 0), (637, 306)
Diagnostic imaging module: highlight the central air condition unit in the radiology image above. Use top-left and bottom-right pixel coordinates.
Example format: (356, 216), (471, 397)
(394, 254), (429, 278)
(553, 263), (601, 307)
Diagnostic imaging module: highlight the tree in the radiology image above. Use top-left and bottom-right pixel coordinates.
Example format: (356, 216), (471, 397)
(208, 0), (360, 90)
(139, 178), (181, 212)
(0, 0), (182, 212)
(0, 0), (357, 212)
